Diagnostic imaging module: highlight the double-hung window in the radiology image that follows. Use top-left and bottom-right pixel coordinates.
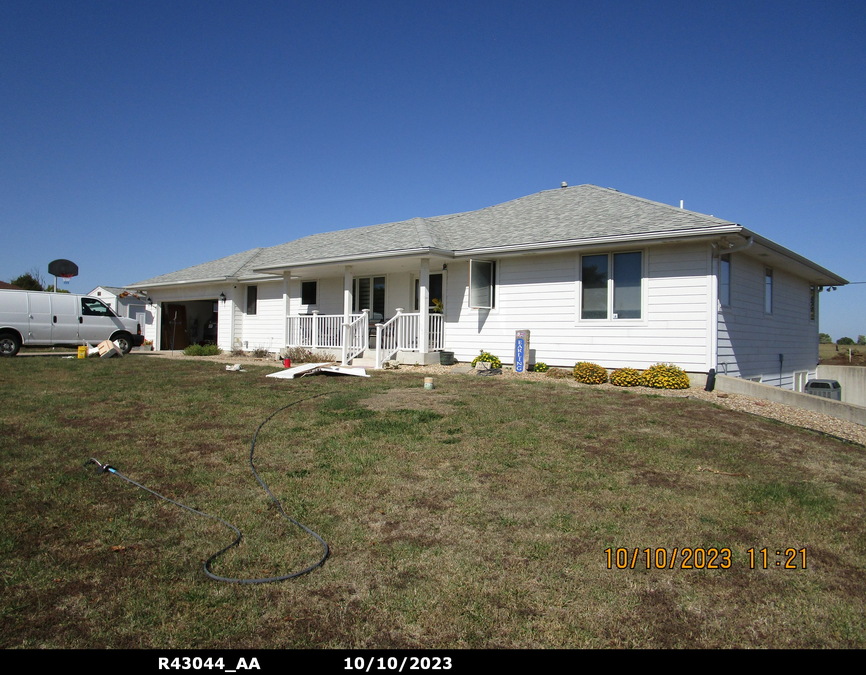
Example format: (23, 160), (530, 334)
(301, 280), (318, 306)
(580, 252), (642, 320)
(246, 286), (257, 315)
(719, 254), (731, 307)
(469, 260), (495, 309)
(764, 268), (773, 314)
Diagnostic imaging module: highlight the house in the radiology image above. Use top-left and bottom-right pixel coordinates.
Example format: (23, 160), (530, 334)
(88, 286), (151, 324)
(128, 184), (847, 389)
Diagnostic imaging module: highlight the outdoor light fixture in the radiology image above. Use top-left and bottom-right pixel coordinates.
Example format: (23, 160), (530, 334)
(219, 292), (226, 303)
(148, 298), (154, 307)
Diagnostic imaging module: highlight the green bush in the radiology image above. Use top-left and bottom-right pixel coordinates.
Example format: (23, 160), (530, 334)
(183, 344), (222, 356)
(610, 367), (642, 387)
(639, 363), (690, 389)
(472, 351), (502, 369)
(573, 362), (608, 384)
(531, 362), (549, 373)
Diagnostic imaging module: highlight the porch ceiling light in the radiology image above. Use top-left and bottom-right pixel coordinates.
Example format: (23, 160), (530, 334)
(219, 292), (226, 303)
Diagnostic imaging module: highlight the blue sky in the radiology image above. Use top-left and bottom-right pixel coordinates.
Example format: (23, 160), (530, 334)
(2, 0), (864, 339)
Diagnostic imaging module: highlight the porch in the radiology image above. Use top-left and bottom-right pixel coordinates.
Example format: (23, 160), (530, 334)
(286, 310), (445, 368)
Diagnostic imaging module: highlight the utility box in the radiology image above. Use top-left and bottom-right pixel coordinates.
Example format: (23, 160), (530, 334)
(514, 330), (530, 373)
(804, 379), (841, 401)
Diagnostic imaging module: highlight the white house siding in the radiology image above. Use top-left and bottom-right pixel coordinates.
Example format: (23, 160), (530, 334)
(443, 243), (713, 371)
(239, 281), (284, 352)
(716, 252), (818, 388)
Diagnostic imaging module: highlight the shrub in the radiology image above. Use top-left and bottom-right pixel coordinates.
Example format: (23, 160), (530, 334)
(610, 367), (642, 387)
(573, 362), (608, 384)
(472, 351), (502, 369)
(640, 363), (690, 389)
(545, 368), (569, 379)
(532, 362), (549, 373)
(231, 346), (246, 357)
(251, 347), (270, 358)
(183, 344), (222, 356)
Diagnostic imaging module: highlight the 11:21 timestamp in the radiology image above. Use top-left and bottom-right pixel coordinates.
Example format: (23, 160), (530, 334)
(748, 548), (807, 569)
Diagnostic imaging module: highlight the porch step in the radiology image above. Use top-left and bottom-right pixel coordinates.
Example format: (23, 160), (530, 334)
(350, 356), (377, 368)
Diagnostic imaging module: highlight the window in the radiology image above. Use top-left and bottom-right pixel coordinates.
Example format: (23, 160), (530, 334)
(764, 269), (773, 314)
(469, 260), (495, 309)
(301, 281), (317, 306)
(352, 276), (386, 319)
(81, 297), (116, 317)
(719, 254), (731, 306)
(414, 273), (444, 312)
(580, 252), (642, 320)
(809, 284), (817, 321)
(246, 285), (257, 315)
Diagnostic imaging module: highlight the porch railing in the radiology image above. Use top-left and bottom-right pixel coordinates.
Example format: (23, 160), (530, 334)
(375, 310), (444, 369)
(287, 312), (361, 351)
(341, 311), (369, 365)
(287, 310), (443, 369)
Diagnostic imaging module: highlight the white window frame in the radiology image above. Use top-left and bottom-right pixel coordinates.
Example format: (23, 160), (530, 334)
(246, 285), (257, 316)
(578, 250), (645, 322)
(764, 268), (773, 314)
(413, 271), (446, 312)
(469, 260), (496, 310)
(719, 254), (731, 307)
(300, 280), (318, 308)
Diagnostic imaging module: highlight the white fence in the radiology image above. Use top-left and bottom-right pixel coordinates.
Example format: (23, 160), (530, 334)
(287, 310), (444, 368)
(287, 313), (361, 350)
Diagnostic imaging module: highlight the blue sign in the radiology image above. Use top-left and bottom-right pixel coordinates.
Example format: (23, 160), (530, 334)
(515, 337), (525, 373)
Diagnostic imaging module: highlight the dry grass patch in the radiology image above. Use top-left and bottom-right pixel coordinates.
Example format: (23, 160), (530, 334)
(1, 357), (864, 648)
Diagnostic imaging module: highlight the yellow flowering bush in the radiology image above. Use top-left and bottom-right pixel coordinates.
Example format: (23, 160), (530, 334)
(532, 362), (550, 373)
(610, 367), (642, 387)
(472, 351), (502, 369)
(640, 363), (690, 389)
(573, 362), (608, 384)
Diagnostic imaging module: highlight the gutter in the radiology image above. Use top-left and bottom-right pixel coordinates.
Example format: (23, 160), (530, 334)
(452, 226), (745, 257)
(252, 247), (456, 273)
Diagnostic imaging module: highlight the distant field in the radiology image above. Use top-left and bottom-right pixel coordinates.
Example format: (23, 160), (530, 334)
(820, 342), (866, 365)
(1, 357), (864, 648)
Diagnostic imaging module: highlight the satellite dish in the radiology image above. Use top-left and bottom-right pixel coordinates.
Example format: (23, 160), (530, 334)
(48, 259), (79, 277)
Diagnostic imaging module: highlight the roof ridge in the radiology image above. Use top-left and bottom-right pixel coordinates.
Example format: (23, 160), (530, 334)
(583, 184), (738, 224)
(228, 247), (264, 277)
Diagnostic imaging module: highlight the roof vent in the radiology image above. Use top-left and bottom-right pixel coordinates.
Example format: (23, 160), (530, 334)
(561, 182), (568, 188)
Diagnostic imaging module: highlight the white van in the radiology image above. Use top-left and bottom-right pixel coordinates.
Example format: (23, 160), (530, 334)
(0, 290), (144, 357)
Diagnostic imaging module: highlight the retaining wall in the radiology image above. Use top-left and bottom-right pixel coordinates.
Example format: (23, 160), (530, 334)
(715, 374), (866, 427)
(816, 365), (866, 407)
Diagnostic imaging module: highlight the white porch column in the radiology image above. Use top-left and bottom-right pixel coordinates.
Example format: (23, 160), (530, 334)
(282, 271), (291, 350)
(419, 258), (430, 354)
(343, 266), (353, 322)
(342, 266), (353, 365)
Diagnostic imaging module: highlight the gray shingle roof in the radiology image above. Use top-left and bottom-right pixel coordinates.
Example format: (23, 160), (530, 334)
(132, 248), (267, 286)
(131, 185), (739, 286)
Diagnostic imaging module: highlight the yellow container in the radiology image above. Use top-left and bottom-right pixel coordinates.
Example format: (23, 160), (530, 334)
(77, 346), (87, 359)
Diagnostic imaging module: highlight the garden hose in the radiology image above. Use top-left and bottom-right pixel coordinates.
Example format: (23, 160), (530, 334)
(84, 394), (330, 583)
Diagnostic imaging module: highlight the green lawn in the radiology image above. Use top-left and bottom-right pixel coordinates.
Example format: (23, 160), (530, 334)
(1, 356), (864, 648)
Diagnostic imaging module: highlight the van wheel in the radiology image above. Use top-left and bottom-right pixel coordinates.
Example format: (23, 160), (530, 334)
(113, 333), (133, 354)
(0, 332), (21, 357)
